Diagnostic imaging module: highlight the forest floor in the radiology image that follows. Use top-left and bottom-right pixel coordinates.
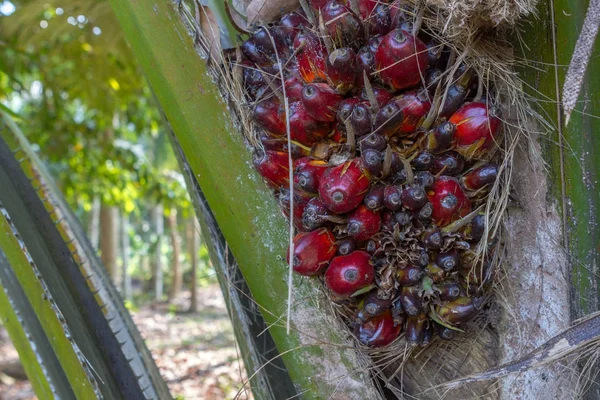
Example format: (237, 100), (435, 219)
(0, 284), (252, 400)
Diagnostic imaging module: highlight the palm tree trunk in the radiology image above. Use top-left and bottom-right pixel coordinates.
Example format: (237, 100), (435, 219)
(88, 194), (101, 250)
(187, 218), (199, 312)
(151, 204), (164, 301)
(120, 210), (132, 302)
(168, 208), (182, 301)
(100, 204), (119, 286)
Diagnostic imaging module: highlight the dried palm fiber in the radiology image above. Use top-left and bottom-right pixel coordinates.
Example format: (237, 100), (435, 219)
(187, 0), (600, 399)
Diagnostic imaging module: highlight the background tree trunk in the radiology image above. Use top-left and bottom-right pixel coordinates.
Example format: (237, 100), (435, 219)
(187, 218), (199, 313)
(88, 195), (101, 250)
(151, 204), (164, 302)
(168, 208), (182, 301)
(120, 210), (132, 302)
(100, 205), (119, 286)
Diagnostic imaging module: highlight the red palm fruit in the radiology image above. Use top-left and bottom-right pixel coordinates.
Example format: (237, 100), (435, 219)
(436, 250), (461, 272)
(365, 239), (380, 254)
(277, 189), (311, 231)
(253, 150), (289, 189)
(412, 201), (432, 221)
(336, 97), (361, 124)
(347, 205), (381, 241)
(357, 291), (393, 323)
(396, 264), (424, 286)
(357, 310), (401, 347)
(383, 185), (403, 211)
(309, 0), (329, 10)
(366, 35), (384, 53)
(259, 132), (310, 158)
(462, 163), (499, 191)
(399, 286), (422, 316)
(319, 159), (371, 213)
(302, 197), (333, 231)
(422, 228), (443, 250)
(301, 83), (343, 122)
(426, 262), (446, 283)
(438, 326), (456, 340)
(350, 102), (372, 136)
(270, 26), (296, 59)
(326, 48), (357, 94)
(288, 228), (337, 276)
(439, 68), (475, 118)
(375, 28), (429, 90)
(364, 184), (385, 210)
(381, 210), (395, 230)
(294, 157), (329, 193)
(391, 297), (405, 322)
(389, 0), (408, 28)
(280, 10), (309, 29)
(425, 68), (443, 94)
(330, 124), (346, 143)
(421, 322), (433, 347)
(356, 46), (376, 87)
(428, 176), (471, 226)
(464, 214), (486, 242)
(437, 281), (462, 302)
(337, 238), (357, 256)
(426, 40), (443, 67)
(241, 31), (272, 66)
(436, 296), (483, 325)
(431, 152), (465, 176)
(414, 171), (435, 190)
(354, 0), (378, 18)
(284, 75), (305, 103)
(289, 101), (332, 146)
(405, 314), (427, 346)
(394, 210), (412, 226)
(253, 99), (286, 136)
(325, 250), (374, 298)
(411, 150), (434, 170)
(393, 91), (431, 134)
(360, 86), (394, 108)
(401, 185), (427, 210)
(367, 4), (392, 36)
(361, 149), (384, 177)
(359, 133), (387, 152)
(244, 27), (292, 64)
(294, 31), (327, 83)
(374, 100), (403, 136)
(241, 60), (267, 100)
(321, 1), (363, 47)
(449, 102), (501, 158)
(425, 121), (456, 153)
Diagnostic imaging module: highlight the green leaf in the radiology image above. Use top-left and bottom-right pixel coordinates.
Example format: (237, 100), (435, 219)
(0, 114), (172, 399)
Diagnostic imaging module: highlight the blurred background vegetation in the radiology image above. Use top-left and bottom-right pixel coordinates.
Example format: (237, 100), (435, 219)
(0, 0), (215, 309)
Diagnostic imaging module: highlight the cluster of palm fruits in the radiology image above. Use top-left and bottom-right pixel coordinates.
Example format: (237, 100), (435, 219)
(237, 0), (501, 347)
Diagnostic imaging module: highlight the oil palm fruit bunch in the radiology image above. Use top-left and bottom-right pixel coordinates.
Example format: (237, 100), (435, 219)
(236, 0), (502, 348)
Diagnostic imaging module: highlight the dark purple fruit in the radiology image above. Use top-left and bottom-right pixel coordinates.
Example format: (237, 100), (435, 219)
(383, 185), (403, 211)
(364, 184), (385, 210)
(337, 238), (357, 256)
(401, 185), (428, 210)
(396, 264), (423, 286)
(436, 250), (461, 272)
(359, 133), (387, 152)
(361, 148), (384, 177)
(399, 286), (422, 316)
